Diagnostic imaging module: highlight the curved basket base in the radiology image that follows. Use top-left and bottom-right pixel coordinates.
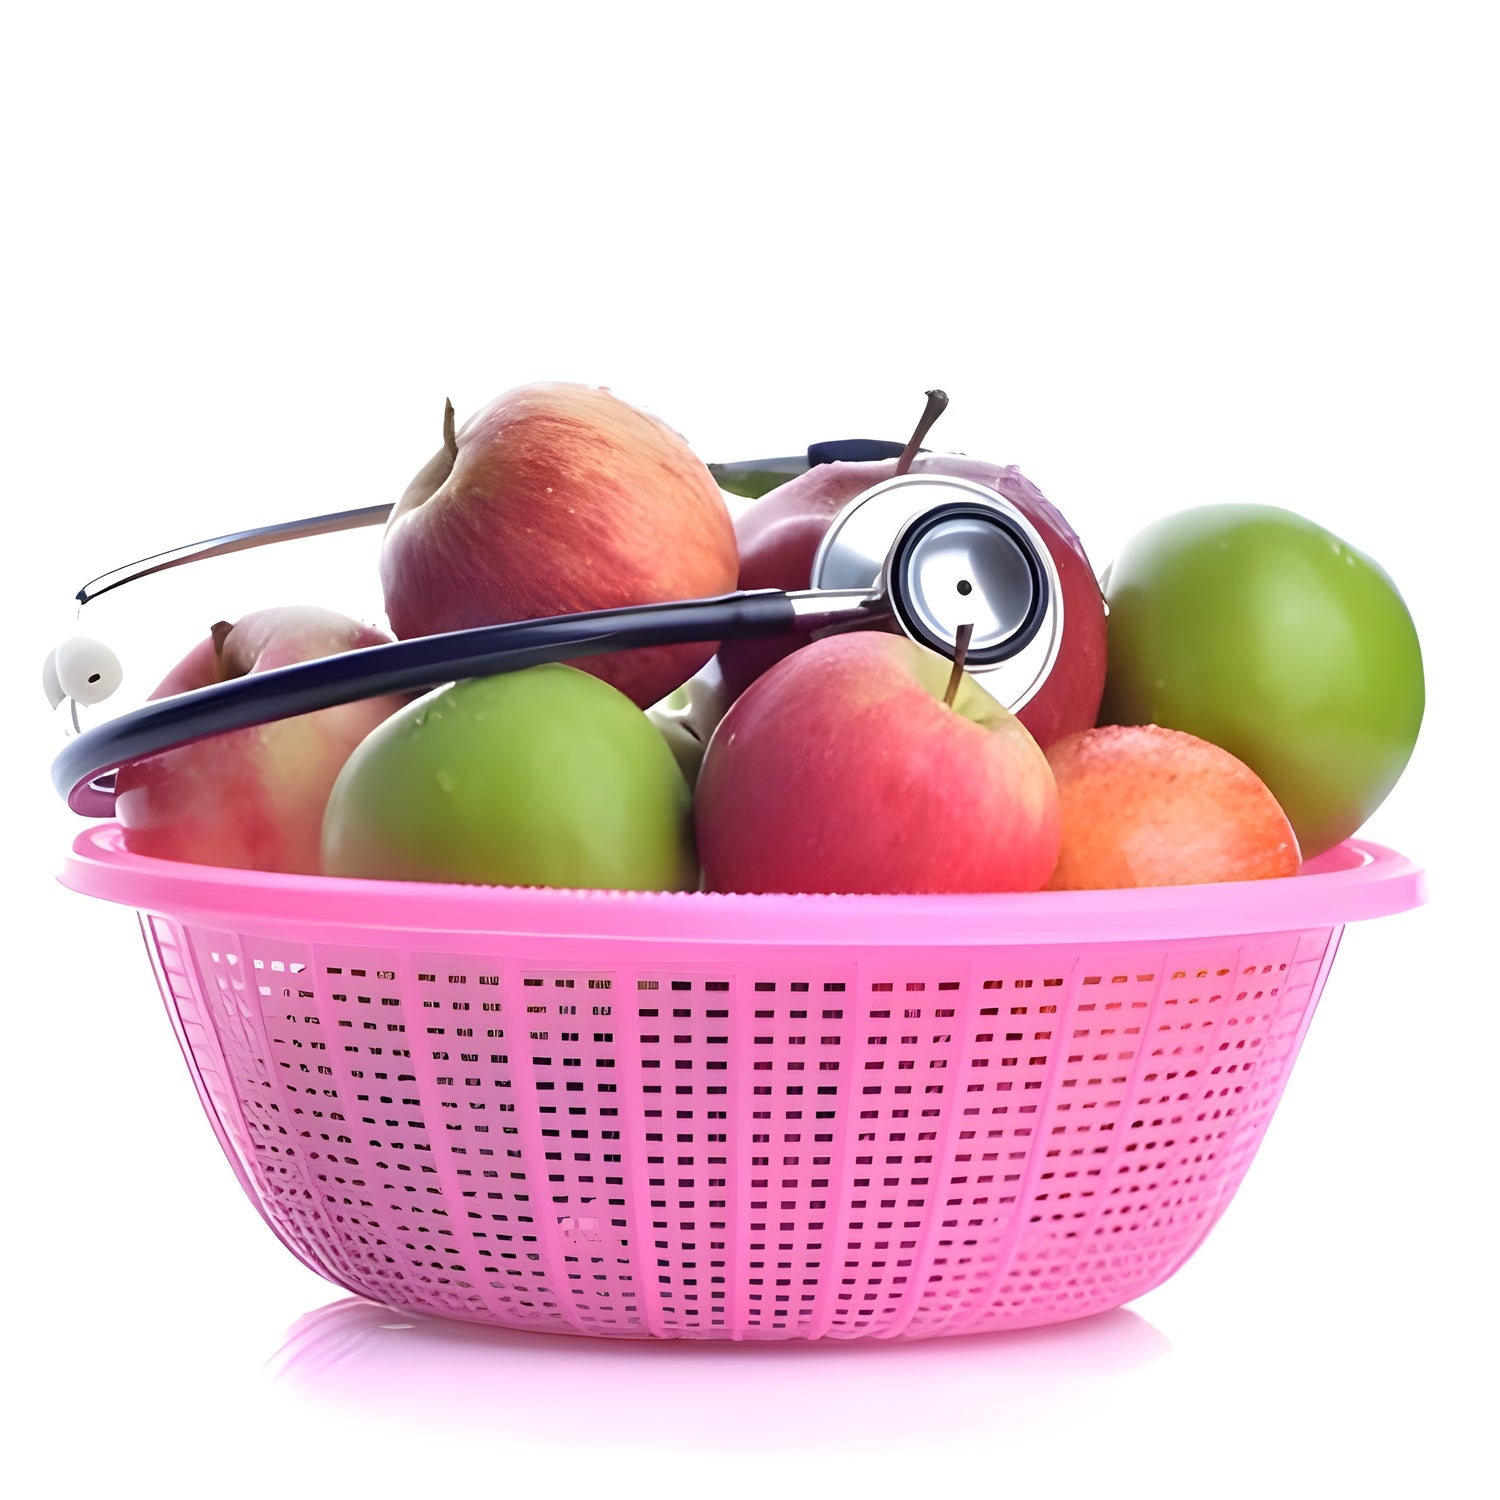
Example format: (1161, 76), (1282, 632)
(133, 906), (1342, 1340)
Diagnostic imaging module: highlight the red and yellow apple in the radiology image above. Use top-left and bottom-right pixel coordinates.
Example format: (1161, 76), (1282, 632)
(1044, 724), (1301, 890)
(693, 631), (1061, 895)
(114, 607), (408, 874)
(380, 383), (739, 709)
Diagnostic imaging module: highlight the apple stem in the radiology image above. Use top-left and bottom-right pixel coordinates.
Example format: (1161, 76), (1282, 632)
(442, 398), (457, 461)
(943, 623), (975, 708)
(895, 389), (949, 476)
(210, 619), (234, 683)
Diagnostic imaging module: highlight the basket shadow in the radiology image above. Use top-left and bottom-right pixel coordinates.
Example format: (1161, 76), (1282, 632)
(264, 1295), (1174, 1453)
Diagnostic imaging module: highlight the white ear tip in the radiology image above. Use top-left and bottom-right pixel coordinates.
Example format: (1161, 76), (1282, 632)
(53, 635), (123, 706)
(43, 649), (66, 709)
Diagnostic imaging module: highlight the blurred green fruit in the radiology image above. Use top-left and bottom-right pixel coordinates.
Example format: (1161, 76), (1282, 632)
(646, 666), (732, 788)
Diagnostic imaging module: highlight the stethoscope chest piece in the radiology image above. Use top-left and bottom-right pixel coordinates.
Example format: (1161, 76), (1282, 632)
(810, 473), (1063, 713)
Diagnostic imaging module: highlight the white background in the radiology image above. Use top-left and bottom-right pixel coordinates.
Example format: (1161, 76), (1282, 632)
(5, 3), (1495, 1496)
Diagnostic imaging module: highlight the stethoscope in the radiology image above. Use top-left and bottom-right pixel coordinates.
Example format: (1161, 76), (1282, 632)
(48, 437), (1064, 817)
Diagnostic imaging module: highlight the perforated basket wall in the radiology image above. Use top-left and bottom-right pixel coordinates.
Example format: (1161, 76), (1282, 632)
(62, 826), (1425, 1341)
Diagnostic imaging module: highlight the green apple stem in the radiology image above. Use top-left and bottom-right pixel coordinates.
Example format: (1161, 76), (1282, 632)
(442, 398), (457, 460)
(943, 623), (975, 708)
(895, 389), (949, 476)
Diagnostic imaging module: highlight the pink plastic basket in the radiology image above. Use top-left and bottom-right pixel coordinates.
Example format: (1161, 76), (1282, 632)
(61, 824), (1424, 1341)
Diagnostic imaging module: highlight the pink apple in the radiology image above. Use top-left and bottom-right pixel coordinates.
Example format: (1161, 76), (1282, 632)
(694, 630), (1061, 895)
(716, 452), (1107, 749)
(114, 606), (408, 874)
(380, 383), (739, 710)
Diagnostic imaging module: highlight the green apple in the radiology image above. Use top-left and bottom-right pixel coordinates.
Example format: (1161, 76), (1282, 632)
(321, 664), (699, 890)
(1098, 503), (1424, 860)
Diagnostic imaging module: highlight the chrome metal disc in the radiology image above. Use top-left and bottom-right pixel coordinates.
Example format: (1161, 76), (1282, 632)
(810, 472), (1064, 714)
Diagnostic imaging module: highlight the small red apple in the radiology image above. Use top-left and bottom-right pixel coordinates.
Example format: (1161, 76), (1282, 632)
(694, 630), (1061, 895)
(1044, 724), (1302, 890)
(114, 606), (408, 874)
(717, 443), (1106, 749)
(380, 383), (739, 709)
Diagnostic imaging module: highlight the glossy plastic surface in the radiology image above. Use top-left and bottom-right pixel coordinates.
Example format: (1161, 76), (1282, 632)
(60, 827), (1425, 1340)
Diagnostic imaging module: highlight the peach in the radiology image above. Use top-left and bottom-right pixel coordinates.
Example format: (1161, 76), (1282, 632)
(1045, 724), (1301, 890)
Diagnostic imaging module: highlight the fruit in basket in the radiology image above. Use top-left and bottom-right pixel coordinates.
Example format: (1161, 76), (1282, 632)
(694, 630), (1061, 894)
(1098, 504), (1424, 859)
(1044, 724), (1301, 890)
(321, 664), (698, 890)
(380, 383), (738, 710)
(114, 607), (407, 875)
(715, 412), (1106, 749)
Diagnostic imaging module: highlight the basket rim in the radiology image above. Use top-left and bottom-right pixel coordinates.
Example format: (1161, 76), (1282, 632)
(58, 822), (1427, 946)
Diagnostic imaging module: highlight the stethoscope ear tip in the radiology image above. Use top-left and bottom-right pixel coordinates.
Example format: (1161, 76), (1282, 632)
(45, 636), (123, 710)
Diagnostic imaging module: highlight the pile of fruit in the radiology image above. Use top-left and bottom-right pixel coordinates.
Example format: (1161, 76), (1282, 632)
(113, 382), (1425, 895)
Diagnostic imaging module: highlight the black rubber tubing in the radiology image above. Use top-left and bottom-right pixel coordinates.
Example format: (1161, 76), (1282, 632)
(54, 590), (798, 816)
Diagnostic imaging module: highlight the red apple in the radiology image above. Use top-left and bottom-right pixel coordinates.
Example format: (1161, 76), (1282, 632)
(1044, 724), (1302, 890)
(114, 606), (408, 874)
(380, 383), (739, 709)
(716, 452), (1107, 748)
(694, 631), (1061, 895)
